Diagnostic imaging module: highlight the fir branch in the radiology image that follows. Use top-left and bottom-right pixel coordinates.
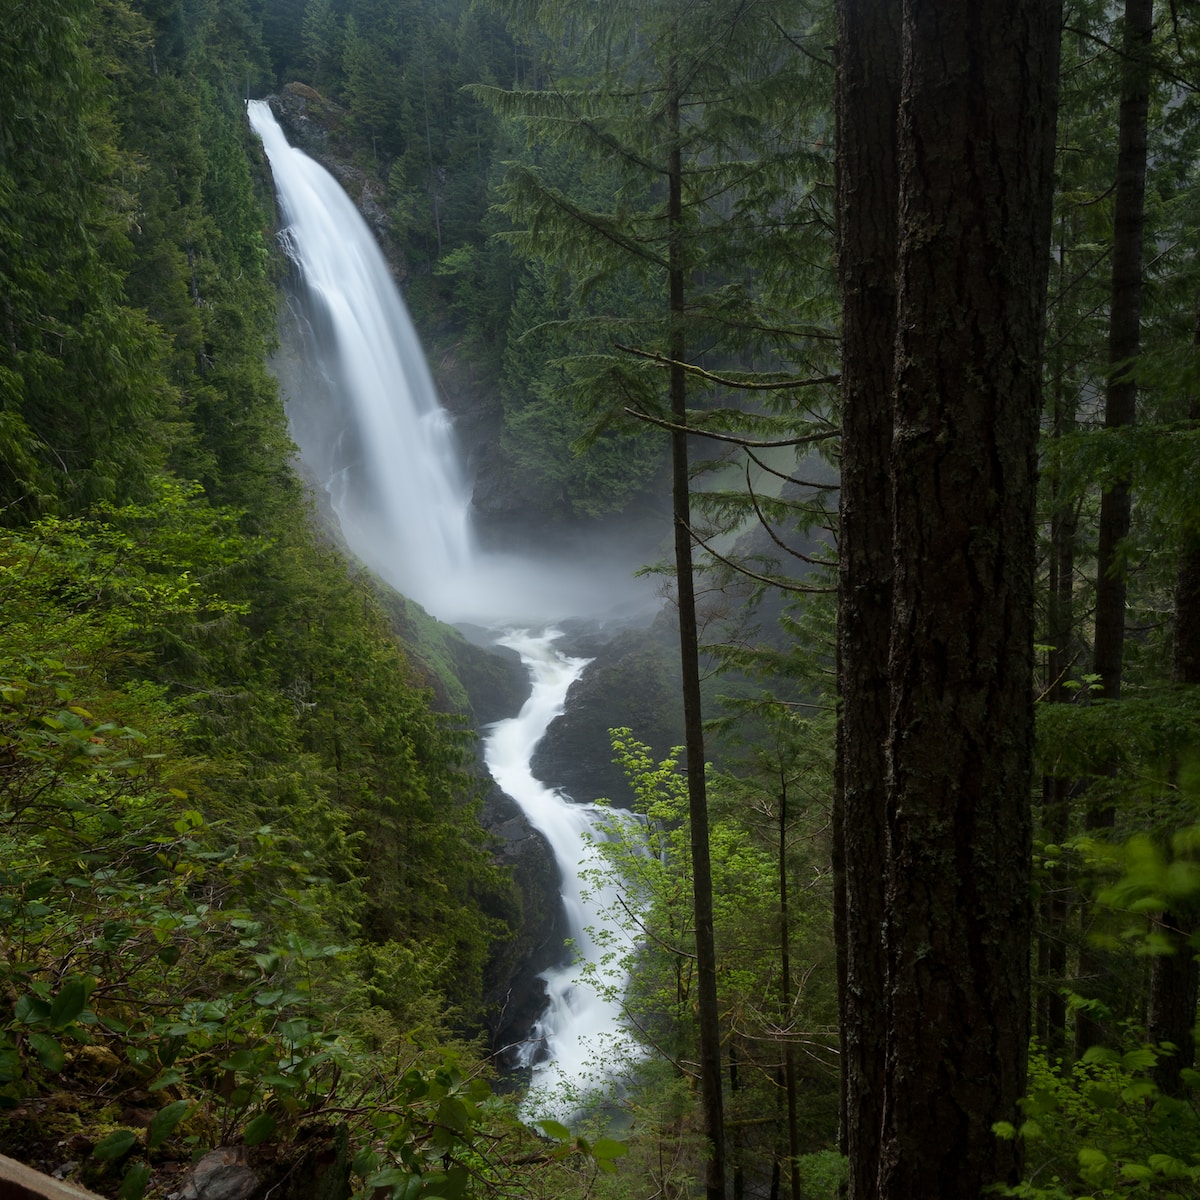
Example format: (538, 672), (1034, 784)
(690, 522), (836, 595)
(624, 404), (837, 450)
(614, 341), (839, 392)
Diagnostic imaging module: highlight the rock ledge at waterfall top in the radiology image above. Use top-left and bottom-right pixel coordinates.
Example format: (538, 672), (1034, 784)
(269, 84), (408, 284)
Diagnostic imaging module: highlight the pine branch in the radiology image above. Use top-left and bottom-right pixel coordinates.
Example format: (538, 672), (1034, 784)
(690, 522), (836, 595)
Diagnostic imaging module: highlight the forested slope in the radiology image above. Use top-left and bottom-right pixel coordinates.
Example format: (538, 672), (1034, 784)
(0, 2), (547, 1194)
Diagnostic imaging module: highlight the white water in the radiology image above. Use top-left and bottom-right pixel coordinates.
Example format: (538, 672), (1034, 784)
(248, 100), (646, 1122)
(484, 631), (644, 1119)
(248, 99), (657, 626)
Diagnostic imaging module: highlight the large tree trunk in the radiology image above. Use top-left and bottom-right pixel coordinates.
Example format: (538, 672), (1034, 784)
(832, 3), (899, 1194)
(847, 2), (1060, 1194)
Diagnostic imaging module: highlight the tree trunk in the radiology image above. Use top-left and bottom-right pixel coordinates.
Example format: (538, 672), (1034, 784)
(1039, 368), (1078, 1052)
(1077, 0), (1153, 1058)
(1091, 0), (1153, 704)
(877, 2), (1061, 1195)
(1148, 311), (1200, 1096)
(777, 771), (802, 1200)
(667, 58), (726, 1200)
(832, 2), (899, 1193)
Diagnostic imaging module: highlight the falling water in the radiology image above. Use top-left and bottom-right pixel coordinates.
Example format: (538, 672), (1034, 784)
(249, 98), (657, 626)
(484, 631), (644, 1120)
(248, 99), (646, 1122)
(247, 100), (473, 616)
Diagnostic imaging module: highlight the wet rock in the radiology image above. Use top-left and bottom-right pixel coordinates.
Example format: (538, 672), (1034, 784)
(480, 785), (565, 1061)
(532, 616), (684, 808)
(265, 86), (407, 283)
(170, 1148), (258, 1200)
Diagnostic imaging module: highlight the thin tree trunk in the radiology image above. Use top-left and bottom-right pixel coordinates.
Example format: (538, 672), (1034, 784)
(1091, 0), (1153, 704)
(667, 58), (726, 1200)
(778, 771), (802, 1200)
(1077, 0), (1154, 1057)
(1148, 309), (1200, 1096)
(832, 3), (899, 1193)
(1039, 367), (1078, 1052)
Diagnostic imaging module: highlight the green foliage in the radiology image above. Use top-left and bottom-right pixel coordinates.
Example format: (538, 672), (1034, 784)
(574, 727), (838, 1173)
(998, 1046), (1200, 1198)
(0, 0), (175, 517)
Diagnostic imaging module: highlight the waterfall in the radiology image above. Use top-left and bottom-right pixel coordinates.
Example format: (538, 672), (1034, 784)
(248, 99), (646, 1123)
(248, 98), (655, 627)
(247, 101), (473, 616)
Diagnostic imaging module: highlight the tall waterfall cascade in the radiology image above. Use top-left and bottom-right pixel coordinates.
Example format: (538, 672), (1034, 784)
(248, 99), (647, 1121)
(248, 99), (654, 627)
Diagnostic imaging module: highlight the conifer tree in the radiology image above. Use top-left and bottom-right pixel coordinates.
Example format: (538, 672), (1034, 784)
(474, 1), (834, 1191)
(835, 2), (1062, 1194)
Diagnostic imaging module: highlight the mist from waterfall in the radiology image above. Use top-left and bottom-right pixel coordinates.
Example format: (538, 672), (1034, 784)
(248, 99), (649, 1123)
(248, 100), (658, 627)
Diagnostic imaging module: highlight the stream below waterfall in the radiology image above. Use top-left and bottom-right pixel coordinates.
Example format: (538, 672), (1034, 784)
(248, 98), (650, 1122)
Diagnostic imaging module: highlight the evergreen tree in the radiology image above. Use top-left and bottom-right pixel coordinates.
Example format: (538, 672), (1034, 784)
(835, 2), (1062, 1194)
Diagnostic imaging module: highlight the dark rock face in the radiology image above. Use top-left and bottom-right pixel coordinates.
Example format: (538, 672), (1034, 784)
(531, 615), (684, 809)
(268, 85), (408, 282)
(479, 785), (565, 1063)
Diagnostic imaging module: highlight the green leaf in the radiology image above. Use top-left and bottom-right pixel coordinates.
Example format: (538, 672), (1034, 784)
(148, 1100), (191, 1149)
(49, 978), (89, 1029)
(93, 1129), (139, 1161)
(1122, 1163), (1155, 1182)
(351, 1147), (380, 1178)
(535, 1118), (571, 1142)
(118, 1162), (151, 1200)
(1119, 1046), (1157, 1072)
(592, 1137), (628, 1161)
(1147, 1153), (1194, 1178)
(365, 1168), (422, 1198)
(242, 1113), (277, 1147)
(220, 1050), (260, 1072)
(28, 1032), (65, 1073)
(437, 1097), (469, 1134)
(14, 994), (52, 1024)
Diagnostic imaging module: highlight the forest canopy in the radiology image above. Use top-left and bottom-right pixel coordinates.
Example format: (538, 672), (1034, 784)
(2, 0), (1200, 1198)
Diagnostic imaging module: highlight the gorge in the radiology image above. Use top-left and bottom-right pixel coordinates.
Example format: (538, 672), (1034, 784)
(248, 97), (654, 1120)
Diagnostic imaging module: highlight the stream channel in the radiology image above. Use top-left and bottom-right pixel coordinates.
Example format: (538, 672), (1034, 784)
(248, 98), (656, 1123)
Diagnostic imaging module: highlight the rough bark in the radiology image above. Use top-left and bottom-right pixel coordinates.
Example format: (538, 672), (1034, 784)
(877, 2), (1061, 1195)
(832, 2), (899, 1193)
